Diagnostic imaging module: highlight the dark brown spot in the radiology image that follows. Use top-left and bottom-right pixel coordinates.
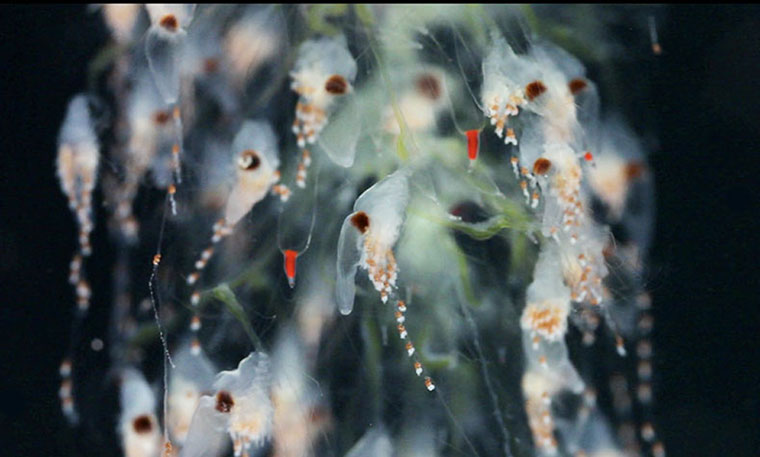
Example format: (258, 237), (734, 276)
(525, 80), (547, 101)
(625, 161), (645, 181)
(203, 58), (220, 74)
(240, 150), (261, 171)
(159, 14), (178, 32)
(533, 158), (552, 175)
(350, 211), (370, 234)
(132, 415), (153, 434)
(416, 73), (441, 100)
(153, 110), (171, 126)
(325, 75), (348, 95)
(215, 390), (234, 413)
(568, 78), (588, 95)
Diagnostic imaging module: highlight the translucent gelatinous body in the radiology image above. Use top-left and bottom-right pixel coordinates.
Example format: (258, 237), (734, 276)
(224, 121), (281, 225)
(336, 170), (410, 314)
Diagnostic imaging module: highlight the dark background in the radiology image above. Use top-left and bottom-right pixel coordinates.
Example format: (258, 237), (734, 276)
(1, 5), (758, 457)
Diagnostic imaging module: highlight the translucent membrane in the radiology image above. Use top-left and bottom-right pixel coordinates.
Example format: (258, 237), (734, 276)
(146, 28), (183, 105)
(224, 120), (280, 225)
(335, 170), (410, 314)
(182, 352), (272, 457)
(335, 212), (362, 315)
(181, 395), (229, 457)
(168, 345), (217, 444)
(317, 95), (362, 167)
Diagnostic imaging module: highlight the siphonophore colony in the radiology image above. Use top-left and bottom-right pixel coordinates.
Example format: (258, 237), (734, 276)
(56, 5), (664, 457)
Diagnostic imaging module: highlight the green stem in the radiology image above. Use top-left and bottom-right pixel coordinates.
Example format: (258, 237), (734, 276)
(210, 284), (265, 353)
